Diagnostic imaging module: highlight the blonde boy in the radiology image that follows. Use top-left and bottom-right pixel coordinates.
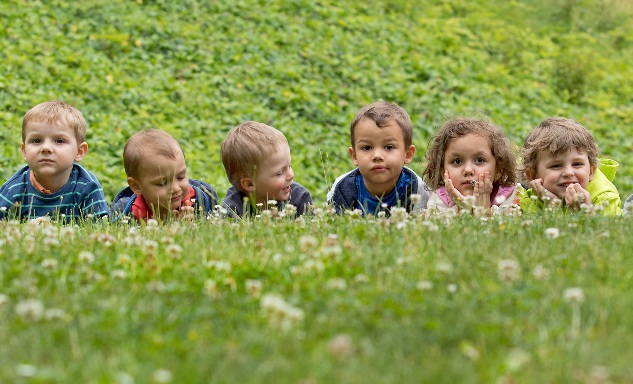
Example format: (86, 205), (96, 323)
(0, 100), (107, 220)
(110, 129), (218, 221)
(327, 101), (430, 215)
(220, 121), (313, 217)
(519, 117), (622, 214)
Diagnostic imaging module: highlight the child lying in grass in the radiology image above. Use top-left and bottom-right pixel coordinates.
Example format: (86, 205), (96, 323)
(518, 117), (622, 215)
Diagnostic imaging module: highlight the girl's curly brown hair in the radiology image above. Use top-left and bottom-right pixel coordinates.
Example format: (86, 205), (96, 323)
(422, 118), (517, 190)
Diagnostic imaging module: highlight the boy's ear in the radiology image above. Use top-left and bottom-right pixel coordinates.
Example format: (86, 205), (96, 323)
(20, 143), (27, 162)
(127, 177), (143, 196)
(239, 177), (255, 193)
(74, 142), (88, 162)
(404, 145), (416, 164)
(348, 146), (358, 166)
(589, 165), (596, 181)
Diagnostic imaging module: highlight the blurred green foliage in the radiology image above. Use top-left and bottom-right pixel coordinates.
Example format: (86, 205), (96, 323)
(1, 0), (632, 201)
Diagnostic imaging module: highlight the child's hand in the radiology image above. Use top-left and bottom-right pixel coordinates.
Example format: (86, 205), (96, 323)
(473, 172), (493, 210)
(564, 183), (591, 210)
(172, 205), (195, 221)
(443, 171), (466, 206)
(529, 178), (559, 203)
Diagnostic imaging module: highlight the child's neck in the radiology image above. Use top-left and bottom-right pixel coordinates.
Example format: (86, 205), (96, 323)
(30, 170), (71, 193)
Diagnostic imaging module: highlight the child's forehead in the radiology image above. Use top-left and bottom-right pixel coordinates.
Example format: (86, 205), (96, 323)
(538, 146), (589, 161)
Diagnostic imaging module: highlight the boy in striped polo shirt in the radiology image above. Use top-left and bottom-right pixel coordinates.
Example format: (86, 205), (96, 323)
(0, 100), (108, 220)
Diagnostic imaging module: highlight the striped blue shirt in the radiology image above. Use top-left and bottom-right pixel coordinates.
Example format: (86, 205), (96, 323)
(0, 164), (108, 220)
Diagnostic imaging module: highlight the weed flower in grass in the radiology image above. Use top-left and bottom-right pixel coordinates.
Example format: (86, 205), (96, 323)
(497, 259), (521, 282)
(206, 260), (232, 272)
(204, 280), (219, 298)
(299, 235), (318, 253)
(447, 284), (458, 293)
(78, 251), (95, 264)
(245, 279), (263, 297)
(326, 278), (347, 290)
(260, 293), (304, 331)
(44, 308), (68, 321)
(15, 299), (44, 321)
(16, 364), (37, 378)
(111, 269), (127, 280)
(563, 287), (585, 304)
(165, 244), (183, 259)
(41, 258), (58, 271)
(0, 293), (9, 306)
(532, 264), (549, 280)
(544, 227), (560, 239)
(435, 262), (453, 274)
(417, 281), (433, 291)
(328, 334), (354, 359)
(151, 368), (173, 383)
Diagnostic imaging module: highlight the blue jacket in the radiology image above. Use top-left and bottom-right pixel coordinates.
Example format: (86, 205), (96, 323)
(326, 167), (430, 215)
(109, 179), (219, 221)
(0, 164), (108, 220)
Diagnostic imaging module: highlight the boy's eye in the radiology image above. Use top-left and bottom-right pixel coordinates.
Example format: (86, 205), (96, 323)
(360, 145), (372, 151)
(549, 164), (561, 169)
(55, 138), (65, 144)
(30, 138), (41, 144)
(385, 144), (395, 150)
(573, 162), (585, 167)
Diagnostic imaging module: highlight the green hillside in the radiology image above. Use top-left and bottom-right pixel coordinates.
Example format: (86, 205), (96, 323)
(1, 0), (632, 201)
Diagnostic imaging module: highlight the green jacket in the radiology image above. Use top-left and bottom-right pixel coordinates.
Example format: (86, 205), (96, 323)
(518, 159), (622, 215)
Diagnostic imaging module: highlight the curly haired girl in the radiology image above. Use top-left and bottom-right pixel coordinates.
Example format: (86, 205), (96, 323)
(422, 118), (518, 213)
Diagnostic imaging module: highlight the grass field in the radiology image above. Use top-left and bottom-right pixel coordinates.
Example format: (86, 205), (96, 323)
(1, 211), (632, 383)
(1, 0), (633, 383)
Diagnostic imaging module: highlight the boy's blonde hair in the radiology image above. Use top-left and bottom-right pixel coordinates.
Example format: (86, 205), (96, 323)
(123, 129), (184, 179)
(423, 118), (517, 190)
(22, 100), (87, 143)
(520, 117), (598, 180)
(221, 121), (288, 191)
(350, 101), (413, 148)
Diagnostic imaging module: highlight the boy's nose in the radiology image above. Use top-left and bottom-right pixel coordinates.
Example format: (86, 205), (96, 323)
(372, 149), (384, 161)
(561, 165), (574, 177)
(287, 167), (295, 180)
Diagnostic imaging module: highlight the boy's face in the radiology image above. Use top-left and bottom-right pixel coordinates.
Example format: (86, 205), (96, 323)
(245, 142), (294, 205)
(348, 118), (415, 197)
(527, 147), (594, 199)
(443, 134), (497, 196)
(21, 121), (87, 188)
(128, 150), (190, 219)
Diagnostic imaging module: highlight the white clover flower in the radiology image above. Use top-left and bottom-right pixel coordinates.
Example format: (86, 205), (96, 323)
(447, 284), (458, 293)
(44, 308), (67, 321)
(497, 259), (521, 282)
(267, 199), (278, 206)
(165, 244), (183, 259)
(544, 227), (560, 239)
(245, 279), (263, 297)
(0, 206), (6, 212)
(435, 262), (453, 274)
(41, 258), (58, 271)
(60, 226), (75, 239)
(146, 280), (167, 293)
(376, 211), (386, 218)
(147, 219), (159, 228)
(328, 334), (354, 359)
(144, 240), (159, 254)
(563, 287), (585, 304)
(206, 260), (231, 272)
(495, 195), (507, 205)
(117, 254), (131, 265)
(346, 209), (363, 218)
(16, 364), (37, 378)
(417, 280), (433, 291)
(460, 342), (480, 361)
(506, 348), (531, 372)
(354, 273), (369, 283)
(0, 293), (10, 306)
(299, 235), (318, 252)
(532, 264), (549, 280)
(78, 251), (95, 264)
(15, 299), (44, 321)
(151, 368), (173, 383)
(396, 256), (413, 265)
(326, 278), (347, 290)
(204, 279), (219, 298)
(410, 194), (422, 204)
(111, 269), (127, 279)
(260, 293), (304, 331)
(271, 253), (283, 264)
